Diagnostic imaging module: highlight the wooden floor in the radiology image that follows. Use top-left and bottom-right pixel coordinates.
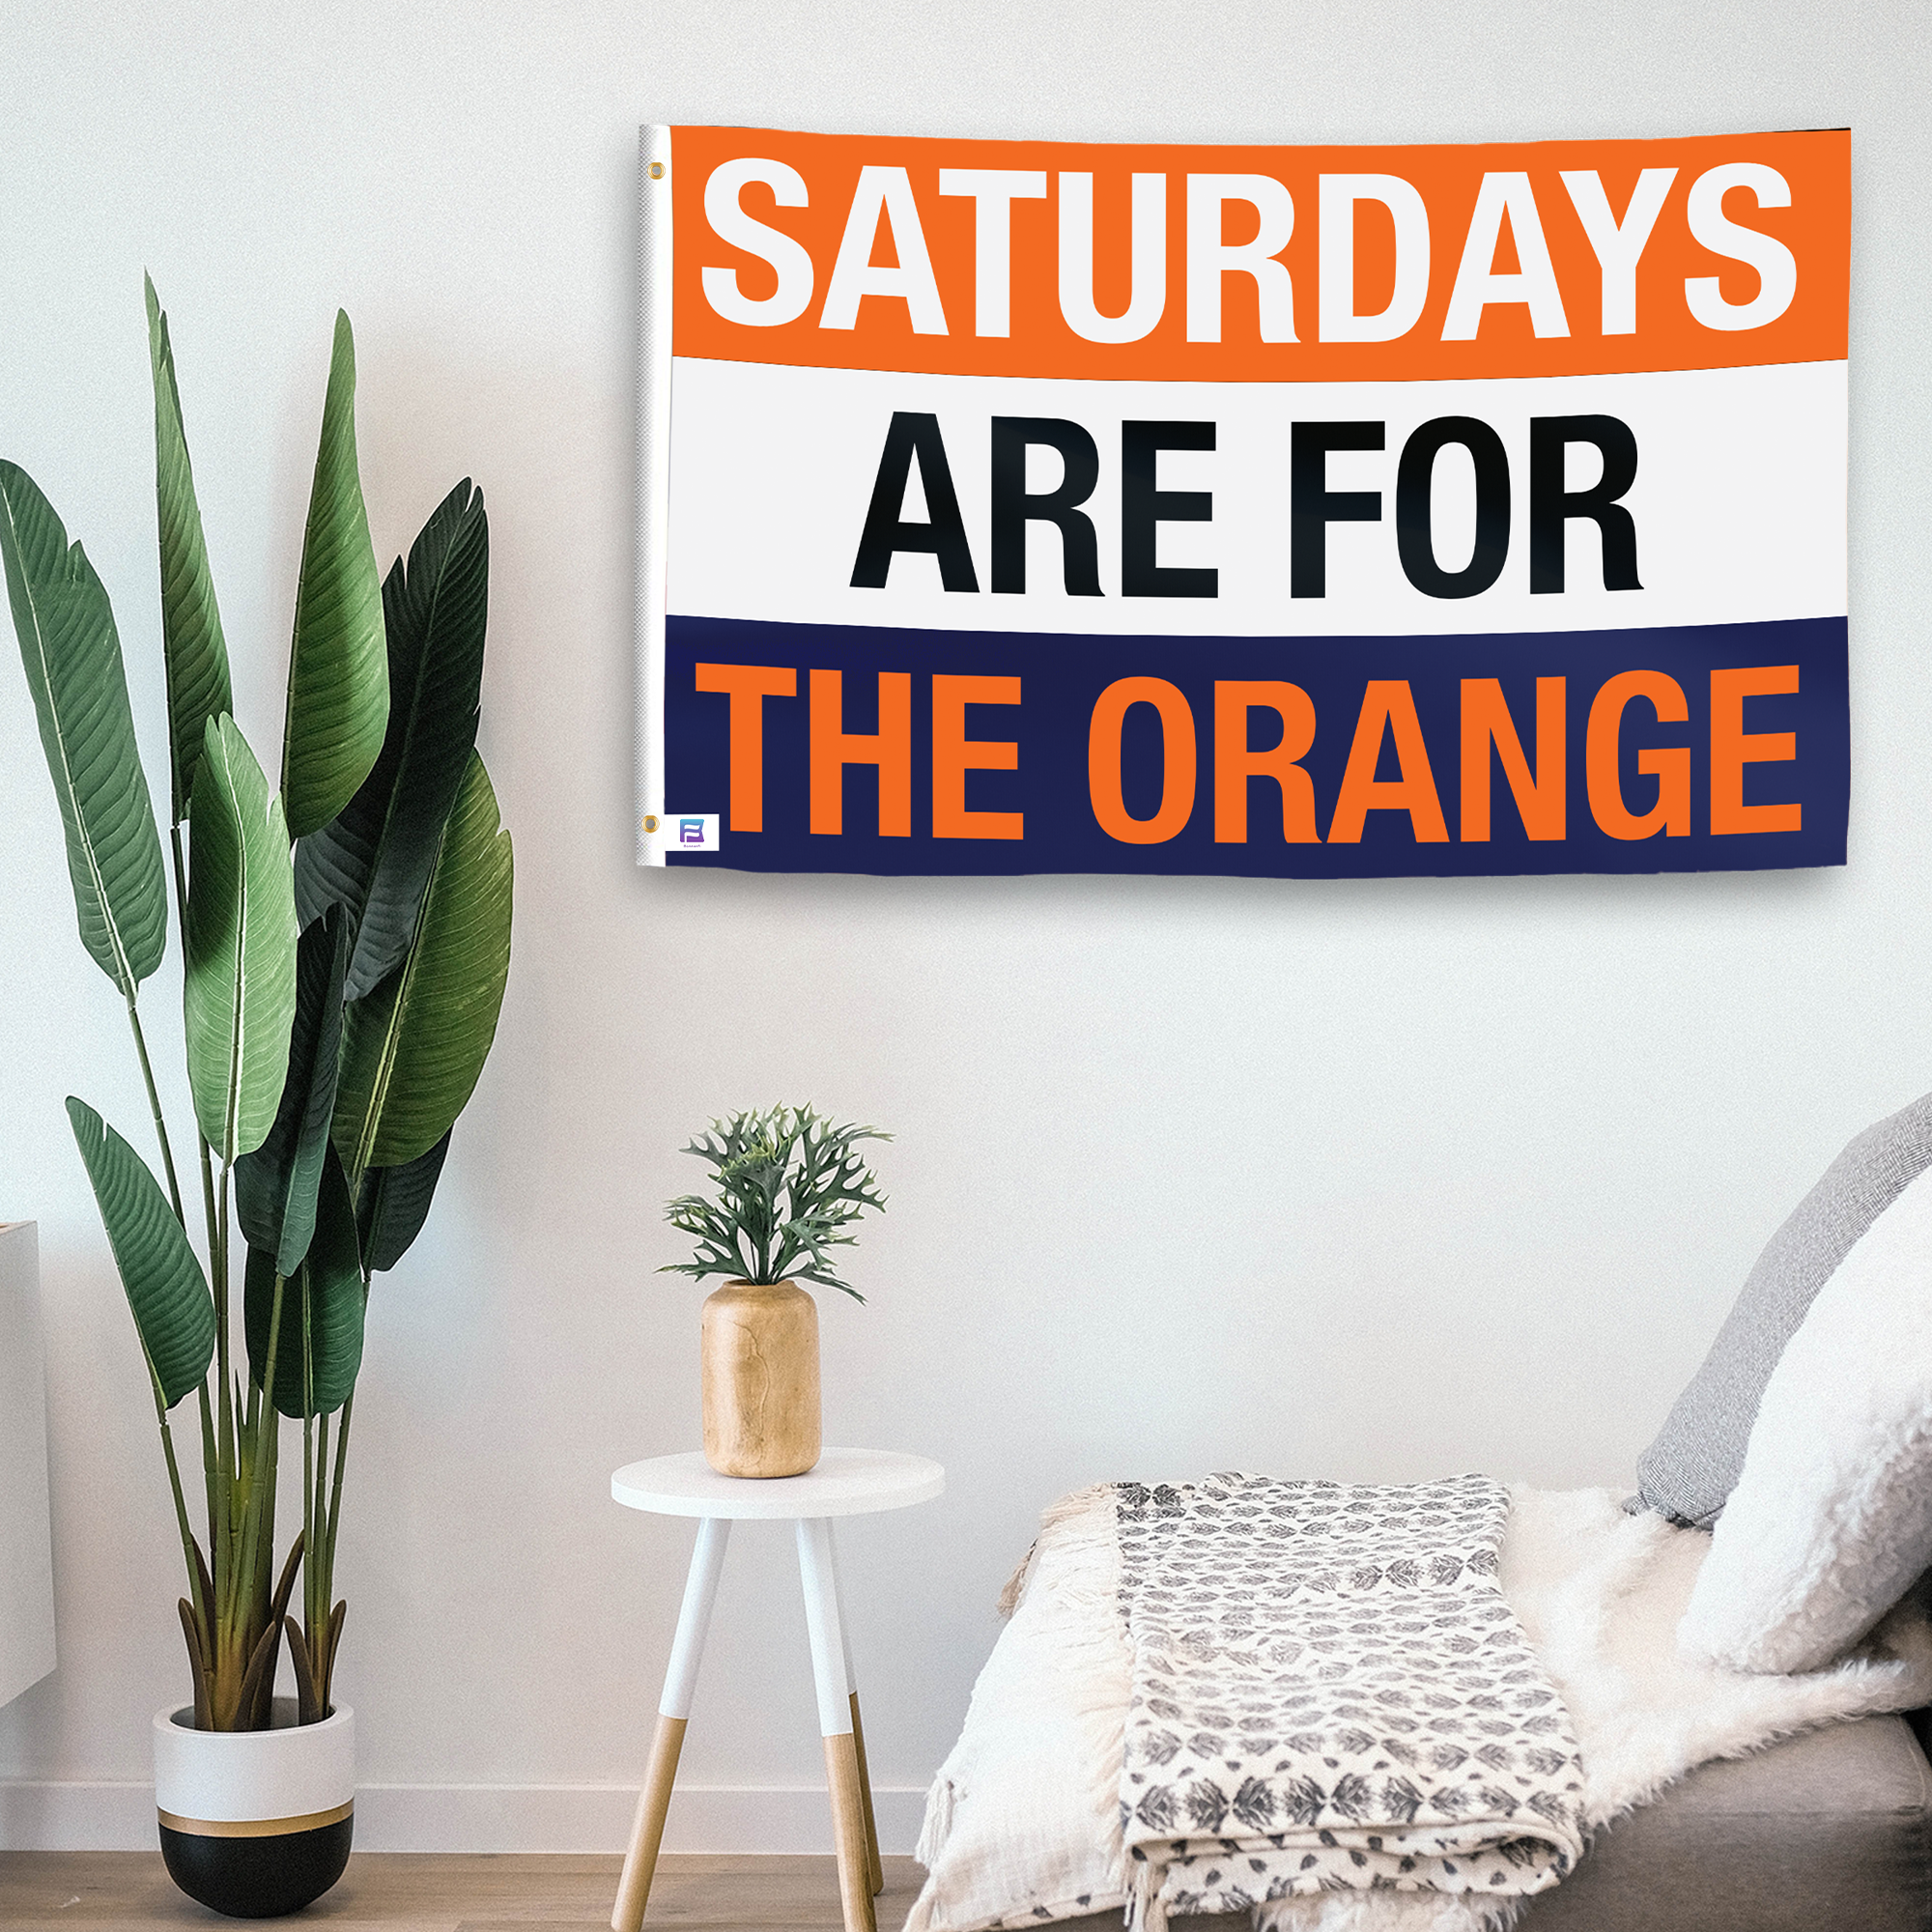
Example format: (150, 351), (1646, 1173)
(0, 1852), (925, 1932)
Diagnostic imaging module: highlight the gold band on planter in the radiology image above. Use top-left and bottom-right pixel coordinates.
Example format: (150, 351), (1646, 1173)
(157, 1800), (354, 1838)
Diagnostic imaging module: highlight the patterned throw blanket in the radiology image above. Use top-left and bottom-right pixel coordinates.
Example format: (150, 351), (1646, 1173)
(1115, 1474), (1585, 1929)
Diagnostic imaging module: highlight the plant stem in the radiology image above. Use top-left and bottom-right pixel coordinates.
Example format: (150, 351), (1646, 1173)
(195, 1380), (220, 1604)
(161, 823), (225, 1719)
(195, 1134), (220, 1289)
(124, 996), (184, 1225)
(301, 1412), (314, 1669)
(313, 1365), (357, 1713)
(154, 1381), (208, 1638)
(301, 1299), (317, 1655)
(316, 1407), (330, 1563)
(230, 1269), (285, 1690)
(214, 1164), (234, 1600)
(325, 1387), (353, 1571)
(316, 1408), (329, 1523)
(167, 820), (227, 1588)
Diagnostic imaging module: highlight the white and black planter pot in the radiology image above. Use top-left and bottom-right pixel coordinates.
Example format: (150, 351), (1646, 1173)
(153, 1699), (354, 1918)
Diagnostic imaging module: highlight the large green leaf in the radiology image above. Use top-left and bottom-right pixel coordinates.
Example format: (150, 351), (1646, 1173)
(67, 1097), (214, 1408)
(185, 715), (299, 1163)
(355, 1129), (451, 1274)
(235, 907), (349, 1275)
(296, 479), (488, 999)
(281, 311), (387, 839)
(145, 275), (233, 825)
(0, 462), (168, 994)
(243, 1147), (364, 1419)
(333, 753), (512, 1176)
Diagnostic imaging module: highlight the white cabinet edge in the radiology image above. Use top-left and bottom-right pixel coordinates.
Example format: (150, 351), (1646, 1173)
(0, 1221), (57, 1707)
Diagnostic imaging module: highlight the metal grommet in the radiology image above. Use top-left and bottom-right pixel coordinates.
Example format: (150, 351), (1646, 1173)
(642, 813), (660, 834)
(648, 161), (665, 181)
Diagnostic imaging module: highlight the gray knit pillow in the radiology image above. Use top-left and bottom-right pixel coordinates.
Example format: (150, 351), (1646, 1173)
(1632, 1091), (1932, 1530)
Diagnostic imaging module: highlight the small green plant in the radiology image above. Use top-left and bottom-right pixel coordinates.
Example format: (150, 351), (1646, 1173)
(662, 1105), (890, 1300)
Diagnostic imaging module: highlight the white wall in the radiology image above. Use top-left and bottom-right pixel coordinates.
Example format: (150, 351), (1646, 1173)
(1, 0), (1927, 1855)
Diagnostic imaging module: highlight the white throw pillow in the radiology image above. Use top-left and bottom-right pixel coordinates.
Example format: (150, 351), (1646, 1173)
(1678, 1162), (1932, 1674)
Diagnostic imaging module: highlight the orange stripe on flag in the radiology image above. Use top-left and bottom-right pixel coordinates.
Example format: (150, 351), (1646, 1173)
(668, 127), (1847, 384)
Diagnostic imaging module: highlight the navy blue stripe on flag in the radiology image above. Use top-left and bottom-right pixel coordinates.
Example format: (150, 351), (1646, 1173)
(662, 613), (1847, 878)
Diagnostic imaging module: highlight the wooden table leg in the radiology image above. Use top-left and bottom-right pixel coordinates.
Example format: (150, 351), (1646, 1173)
(847, 1691), (885, 1895)
(827, 1533), (885, 1896)
(612, 1715), (685, 1932)
(797, 1518), (876, 1932)
(611, 1517), (731, 1932)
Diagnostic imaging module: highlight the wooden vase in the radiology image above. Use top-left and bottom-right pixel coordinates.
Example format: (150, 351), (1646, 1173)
(700, 1280), (821, 1478)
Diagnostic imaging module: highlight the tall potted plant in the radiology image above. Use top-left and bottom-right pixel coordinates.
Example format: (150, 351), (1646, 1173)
(3, 280), (513, 1916)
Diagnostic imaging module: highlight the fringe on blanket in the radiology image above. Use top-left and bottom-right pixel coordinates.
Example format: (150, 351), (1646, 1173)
(914, 1773), (955, 1870)
(1253, 1896), (1526, 1932)
(1139, 1878), (1525, 1932)
(1126, 1847), (1161, 1932)
(997, 1481), (1119, 1618)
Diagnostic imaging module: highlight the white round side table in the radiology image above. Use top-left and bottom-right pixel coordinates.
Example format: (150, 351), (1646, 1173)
(608, 1447), (945, 1932)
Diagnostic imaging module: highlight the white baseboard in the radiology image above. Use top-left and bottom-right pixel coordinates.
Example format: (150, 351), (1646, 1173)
(0, 1779), (930, 1855)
